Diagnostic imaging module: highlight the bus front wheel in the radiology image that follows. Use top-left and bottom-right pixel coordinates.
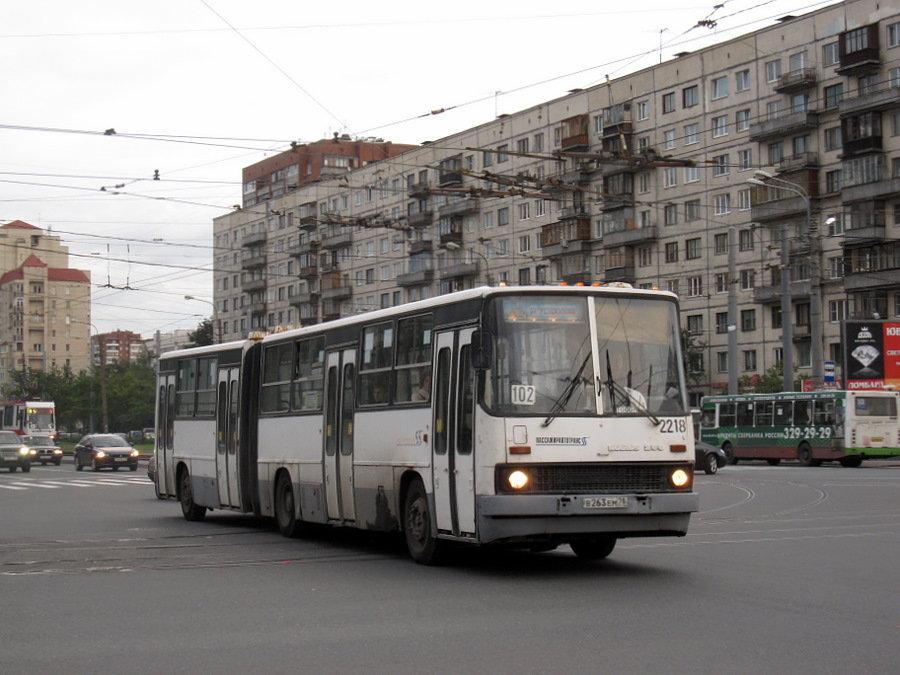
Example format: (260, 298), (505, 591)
(178, 467), (206, 522)
(723, 442), (738, 465)
(403, 479), (444, 565)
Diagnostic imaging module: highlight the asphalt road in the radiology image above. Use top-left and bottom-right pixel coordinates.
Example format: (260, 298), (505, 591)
(2, 459), (899, 674)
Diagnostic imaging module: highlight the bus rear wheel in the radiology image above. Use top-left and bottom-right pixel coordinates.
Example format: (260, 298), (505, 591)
(274, 472), (308, 538)
(723, 442), (738, 465)
(798, 443), (814, 467)
(839, 456), (863, 468)
(178, 467), (206, 522)
(403, 479), (444, 565)
(766, 458), (781, 466)
(570, 536), (617, 560)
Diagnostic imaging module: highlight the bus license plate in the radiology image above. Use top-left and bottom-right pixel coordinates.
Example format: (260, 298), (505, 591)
(583, 496), (628, 509)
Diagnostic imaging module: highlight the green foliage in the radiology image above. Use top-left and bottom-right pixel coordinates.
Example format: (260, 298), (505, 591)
(738, 363), (796, 393)
(680, 327), (706, 394)
(187, 318), (214, 347)
(1, 362), (156, 434)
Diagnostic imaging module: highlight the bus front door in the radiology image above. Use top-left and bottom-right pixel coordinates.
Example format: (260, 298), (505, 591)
(432, 329), (477, 538)
(323, 348), (357, 524)
(215, 367), (241, 508)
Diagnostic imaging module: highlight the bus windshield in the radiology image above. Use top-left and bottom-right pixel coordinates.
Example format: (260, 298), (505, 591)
(481, 294), (686, 417)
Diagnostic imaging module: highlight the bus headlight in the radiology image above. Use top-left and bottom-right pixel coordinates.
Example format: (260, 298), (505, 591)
(669, 468), (690, 488)
(508, 470), (530, 490)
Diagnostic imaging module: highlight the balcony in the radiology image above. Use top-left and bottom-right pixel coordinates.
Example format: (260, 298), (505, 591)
(241, 253), (267, 270)
(298, 265), (318, 279)
(842, 177), (900, 203)
(562, 271), (593, 285)
(750, 194), (809, 222)
(541, 218), (592, 258)
(437, 171), (462, 187)
(774, 68), (817, 92)
(749, 110), (818, 142)
(287, 238), (319, 257)
(321, 231), (353, 249)
(407, 211), (433, 228)
(603, 225), (658, 248)
(397, 269), (434, 287)
(321, 284), (352, 301)
(603, 266), (635, 284)
(439, 230), (463, 247)
(752, 279), (811, 304)
(841, 135), (882, 157)
(241, 230), (266, 247)
(839, 88), (900, 117)
(777, 152), (819, 173)
(560, 114), (589, 151)
(407, 181), (431, 198)
(409, 238), (433, 254)
(439, 197), (479, 217)
(440, 261), (479, 279)
(843, 268), (900, 291)
(836, 26), (880, 75)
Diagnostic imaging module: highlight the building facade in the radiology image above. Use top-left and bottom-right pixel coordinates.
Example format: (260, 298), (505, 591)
(90, 330), (146, 367)
(212, 0), (900, 402)
(0, 221), (92, 385)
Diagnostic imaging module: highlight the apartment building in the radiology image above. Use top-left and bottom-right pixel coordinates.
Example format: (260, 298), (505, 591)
(0, 221), (92, 385)
(212, 0), (900, 400)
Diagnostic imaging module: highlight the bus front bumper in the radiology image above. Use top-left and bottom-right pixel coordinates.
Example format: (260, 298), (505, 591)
(476, 492), (699, 544)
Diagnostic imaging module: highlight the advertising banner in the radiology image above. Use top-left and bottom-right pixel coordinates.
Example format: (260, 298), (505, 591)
(841, 321), (900, 390)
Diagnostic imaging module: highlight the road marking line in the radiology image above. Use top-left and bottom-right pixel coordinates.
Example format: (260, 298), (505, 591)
(0, 484), (27, 490)
(9, 482), (60, 489)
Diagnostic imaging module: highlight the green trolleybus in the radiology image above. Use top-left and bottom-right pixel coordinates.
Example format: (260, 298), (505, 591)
(699, 390), (900, 467)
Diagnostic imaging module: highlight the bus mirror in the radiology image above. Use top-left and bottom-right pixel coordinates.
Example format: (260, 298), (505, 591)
(470, 330), (493, 370)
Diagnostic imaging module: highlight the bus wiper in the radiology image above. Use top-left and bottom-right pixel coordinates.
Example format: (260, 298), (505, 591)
(542, 353), (592, 427)
(604, 351), (660, 425)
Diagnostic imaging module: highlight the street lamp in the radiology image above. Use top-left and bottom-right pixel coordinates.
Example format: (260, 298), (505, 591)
(445, 242), (493, 286)
(747, 170), (823, 391)
(184, 295), (222, 343)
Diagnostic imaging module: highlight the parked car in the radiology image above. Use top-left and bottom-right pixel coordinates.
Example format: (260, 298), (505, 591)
(0, 431), (31, 473)
(695, 441), (726, 475)
(73, 434), (139, 472)
(21, 434), (63, 466)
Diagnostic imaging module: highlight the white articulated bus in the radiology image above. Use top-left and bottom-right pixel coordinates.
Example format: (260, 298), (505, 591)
(154, 286), (698, 564)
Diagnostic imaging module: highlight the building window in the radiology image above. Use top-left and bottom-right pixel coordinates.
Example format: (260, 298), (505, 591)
(685, 199), (701, 222)
(518, 202), (530, 221)
(824, 126), (842, 151)
(717, 352), (728, 372)
(736, 109), (751, 132)
(518, 235), (531, 253)
(792, 93), (810, 113)
(664, 129), (676, 149)
(712, 115), (729, 137)
(714, 233), (727, 255)
(735, 69), (750, 92)
(859, 73), (879, 96)
(662, 92), (675, 113)
(533, 133), (544, 152)
(716, 313), (729, 333)
(687, 276), (703, 297)
(665, 243), (679, 263)
(889, 22), (900, 47)
(714, 194), (731, 215)
(636, 100), (649, 120)
(663, 167), (678, 187)
(664, 204), (678, 225)
(824, 83), (844, 108)
(684, 166), (700, 183)
(498, 207), (510, 226)
(638, 247), (652, 267)
(737, 149), (752, 170)
(713, 154), (730, 176)
(715, 274), (728, 294)
(740, 269), (756, 290)
(768, 141), (784, 164)
(687, 314), (704, 335)
(743, 350), (757, 371)
(793, 134), (810, 156)
(738, 188), (751, 211)
(684, 123), (699, 145)
(766, 59), (782, 83)
(683, 85), (699, 108)
(741, 309), (756, 332)
(711, 76), (728, 99)
(686, 238), (702, 260)
(823, 41), (839, 66)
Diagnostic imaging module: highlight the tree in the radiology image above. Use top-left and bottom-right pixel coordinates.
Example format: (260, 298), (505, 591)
(738, 363), (797, 393)
(680, 327), (706, 396)
(187, 318), (214, 347)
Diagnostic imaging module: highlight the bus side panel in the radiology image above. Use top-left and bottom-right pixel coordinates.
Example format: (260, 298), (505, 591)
(353, 407), (432, 532)
(257, 414), (326, 523)
(172, 418), (219, 508)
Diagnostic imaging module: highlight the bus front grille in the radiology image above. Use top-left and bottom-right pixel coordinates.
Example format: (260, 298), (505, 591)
(496, 462), (691, 495)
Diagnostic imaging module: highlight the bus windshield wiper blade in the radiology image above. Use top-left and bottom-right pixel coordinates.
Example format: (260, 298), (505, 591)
(542, 353), (591, 427)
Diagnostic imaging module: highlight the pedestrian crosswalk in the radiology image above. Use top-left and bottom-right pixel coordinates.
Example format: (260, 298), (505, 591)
(0, 476), (150, 491)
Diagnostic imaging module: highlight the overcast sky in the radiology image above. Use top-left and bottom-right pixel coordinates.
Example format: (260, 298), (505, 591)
(1, 0), (839, 336)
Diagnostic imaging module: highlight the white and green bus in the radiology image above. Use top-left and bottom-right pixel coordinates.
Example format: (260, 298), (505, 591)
(699, 390), (900, 467)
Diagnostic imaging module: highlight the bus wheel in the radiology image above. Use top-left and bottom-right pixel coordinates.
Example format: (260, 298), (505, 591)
(840, 456), (862, 468)
(275, 473), (306, 538)
(723, 442), (738, 465)
(178, 467), (206, 522)
(766, 459), (781, 466)
(570, 536), (617, 560)
(797, 443), (814, 467)
(403, 479), (443, 565)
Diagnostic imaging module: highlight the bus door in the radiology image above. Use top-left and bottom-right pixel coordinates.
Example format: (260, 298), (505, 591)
(215, 366), (242, 508)
(157, 374), (176, 497)
(432, 328), (477, 537)
(323, 348), (357, 523)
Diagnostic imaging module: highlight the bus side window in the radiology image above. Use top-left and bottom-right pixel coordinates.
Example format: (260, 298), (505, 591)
(815, 400), (835, 426)
(719, 403), (736, 427)
(756, 402), (773, 427)
(773, 403), (791, 426)
(736, 402), (754, 427)
(794, 400), (810, 425)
